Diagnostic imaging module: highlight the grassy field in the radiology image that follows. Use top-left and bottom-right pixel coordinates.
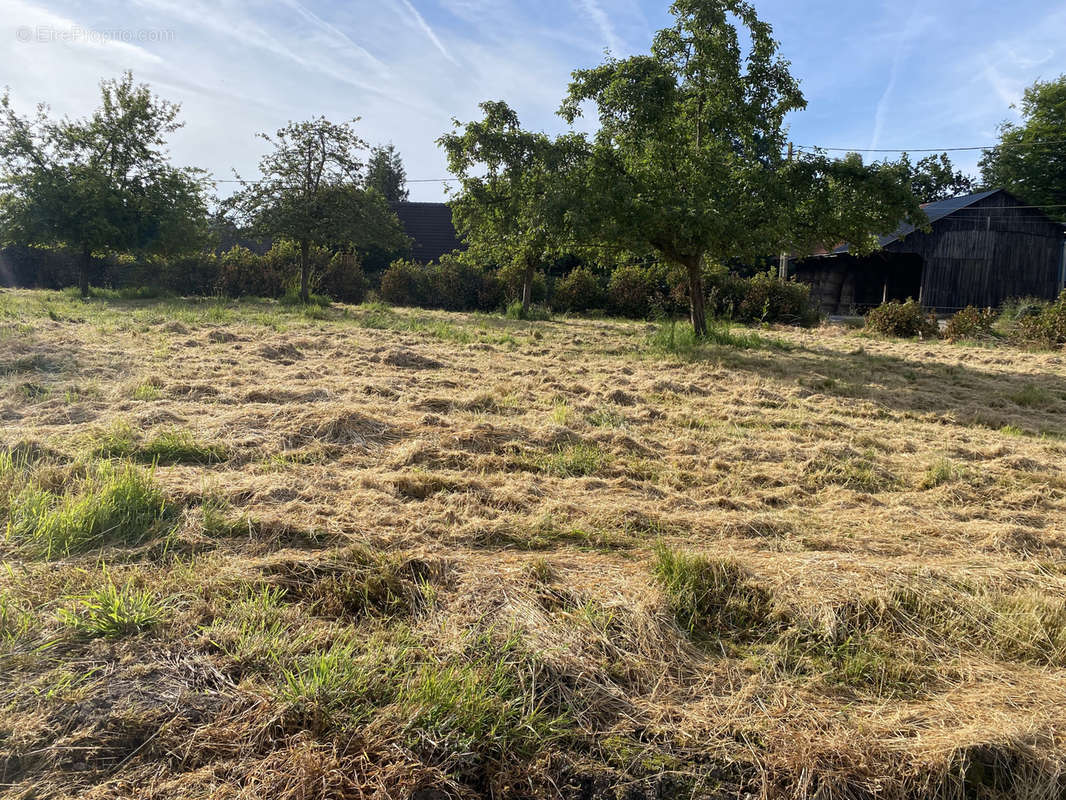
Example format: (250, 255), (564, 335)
(2, 288), (1066, 799)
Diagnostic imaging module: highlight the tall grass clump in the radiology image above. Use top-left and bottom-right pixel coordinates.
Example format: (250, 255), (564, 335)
(58, 577), (165, 638)
(650, 320), (786, 358)
(3, 457), (166, 557)
(651, 544), (774, 641)
(92, 423), (228, 465)
(277, 627), (567, 774)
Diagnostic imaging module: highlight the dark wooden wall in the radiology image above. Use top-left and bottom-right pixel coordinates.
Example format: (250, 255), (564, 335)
(887, 191), (1064, 311)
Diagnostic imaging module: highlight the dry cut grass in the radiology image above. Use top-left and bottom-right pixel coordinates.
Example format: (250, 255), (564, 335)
(2, 289), (1066, 799)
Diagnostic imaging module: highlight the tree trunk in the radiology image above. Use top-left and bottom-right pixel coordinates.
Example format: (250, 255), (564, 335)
(521, 257), (535, 315)
(79, 246), (91, 299)
(299, 239), (310, 304)
(685, 255), (707, 337)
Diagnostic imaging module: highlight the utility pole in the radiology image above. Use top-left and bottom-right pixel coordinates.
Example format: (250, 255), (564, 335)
(779, 142), (793, 280)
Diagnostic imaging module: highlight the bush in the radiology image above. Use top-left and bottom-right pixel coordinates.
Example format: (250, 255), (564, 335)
(944, 306), (998, 342)
(497, 261), (547, 305)
(552, 266), (605, 312)
(426, 253), (489, 311)
(318, 252), (367, 304)
(864, 299), (940, 339)
(380, 259), (429, 306)
(1010, 291), (1066, 349)
(703, 270), (819, 327)
(215, 245), (287, 298)
(607, 263), (664, 319)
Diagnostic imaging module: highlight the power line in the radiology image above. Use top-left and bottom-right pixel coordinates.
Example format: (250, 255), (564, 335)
(795, 139), (1066, 154)
(212, 177), (456, 184)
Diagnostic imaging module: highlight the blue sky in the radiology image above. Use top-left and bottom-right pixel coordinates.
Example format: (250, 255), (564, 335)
(2, 0), (1064, 201)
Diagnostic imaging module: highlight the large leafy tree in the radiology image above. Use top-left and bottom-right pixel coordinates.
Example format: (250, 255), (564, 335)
(901, 152), (974, 204)
(228, 118), (408, 303)
(559, 0), (923, 335)
(0, 72), (210, 297)
(980, 75), (1066, 221)
(439, 101), (588, 314)
(364, 143), (409, 203)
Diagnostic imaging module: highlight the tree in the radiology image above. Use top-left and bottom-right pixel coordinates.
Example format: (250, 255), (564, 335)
(228, 118), (408, 303)
(980, 75), (1066, 221)
(364, 143), (409, 202)
(438, 101), (587, 314)
(0, 72), (210, 297)
(901, 152), (974, 204)
(558, 0), (923, 336)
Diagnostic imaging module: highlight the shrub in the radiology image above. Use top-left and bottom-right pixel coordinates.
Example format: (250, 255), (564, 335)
(864, 299), (939, 339)
(380, 259), (429, 306)
(215, 245), (287, 298)
(497, 261), (547, 305)
(1010, 291), (1066, 349)
(944, 306), (998, 342)
(426, 253), (490, 311)
(318, 252), (367, 304)
(703, 270), (819, 326)
(552, 266), (605, 312)
(607, 263), (662, 318)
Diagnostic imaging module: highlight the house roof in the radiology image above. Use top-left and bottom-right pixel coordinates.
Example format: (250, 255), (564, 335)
(391, 202), (464, 264)
(825, 188), (1004, 256)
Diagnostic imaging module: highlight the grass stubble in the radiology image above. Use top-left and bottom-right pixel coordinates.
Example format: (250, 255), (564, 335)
(0, 289), (1065, 798)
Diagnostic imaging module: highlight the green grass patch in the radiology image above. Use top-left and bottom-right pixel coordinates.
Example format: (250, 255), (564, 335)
(920, 458), (969, 489)
(650, 320), (789, 358)
(1009, 383), (1055, 409)
(3, 455), (168, 557)
(58, 577), (165, 638)
(530, 443), (609, 478)
(277, 626), (568, 772)
(92, 424), (228, 465)
(651, 544), (775, 641)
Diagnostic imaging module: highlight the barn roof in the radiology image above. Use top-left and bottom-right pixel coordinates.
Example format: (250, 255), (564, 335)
(825, 188), (1004, 256)
(391, 202), (464, 264)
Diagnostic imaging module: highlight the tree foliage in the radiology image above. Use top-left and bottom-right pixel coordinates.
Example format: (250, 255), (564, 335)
(980, 75), (1066, 221)
(557, 0), (924, 336)
(0, 72), (211, 296)
(900, 152), (974, 204)
(227, 117), (408, 302)
(365, 142), (409, 203)
(438, 101), (588, 313)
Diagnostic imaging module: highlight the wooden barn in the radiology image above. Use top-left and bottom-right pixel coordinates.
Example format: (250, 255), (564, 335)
(792, 189), (1066, 314)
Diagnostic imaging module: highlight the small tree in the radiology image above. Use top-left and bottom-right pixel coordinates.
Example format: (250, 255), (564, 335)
(0, 72), (210, 297)
(900, 152), (974, 204)
(364, 143), (409, 203)
(559, 0), (923, 336)
(438, 101), (587, 314)
(228, 118), (408, 303)
(980, 75), (1066, 221)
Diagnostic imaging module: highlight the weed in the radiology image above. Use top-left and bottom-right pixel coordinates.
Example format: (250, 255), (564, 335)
(505, 301), (552, 321)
